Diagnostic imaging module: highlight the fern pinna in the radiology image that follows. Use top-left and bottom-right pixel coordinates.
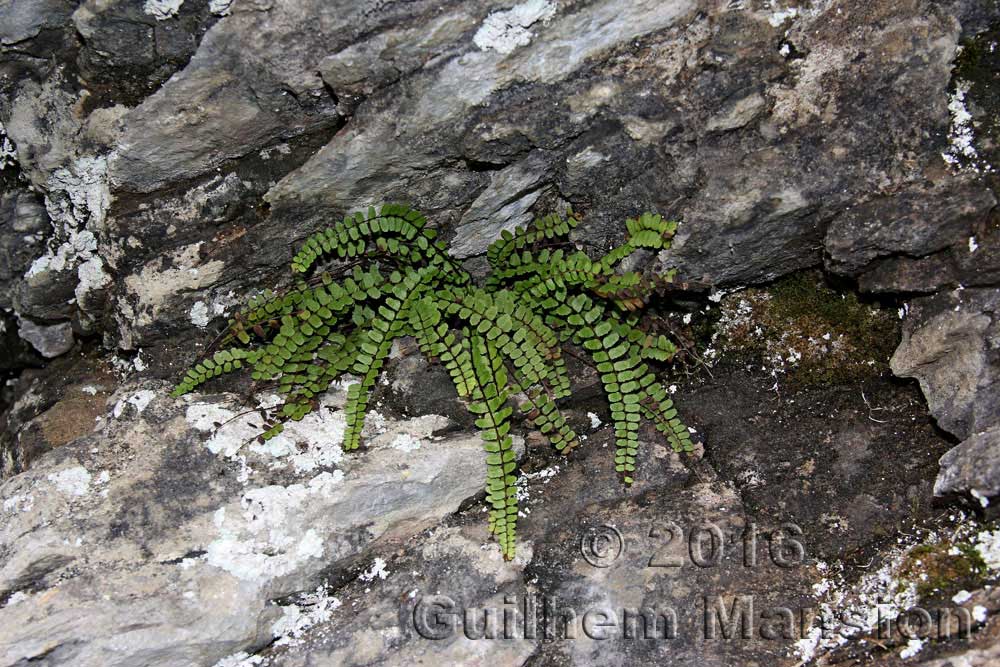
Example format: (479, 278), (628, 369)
(172, 204), (694, 560)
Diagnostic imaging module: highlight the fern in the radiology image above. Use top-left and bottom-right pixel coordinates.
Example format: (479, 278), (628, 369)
(171, 204), (697, 560)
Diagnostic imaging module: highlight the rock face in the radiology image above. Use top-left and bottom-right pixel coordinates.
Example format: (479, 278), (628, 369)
(824, 179), (998, 293)
(893, 287), (1000, 508)
(935, 427), (1000, 502)
(891, 288), (1000, 442)
(0, 0), (995, 364)
(0, 379), (509, 666)
(0, 314), (966, 667)
(2, 0), (1000, 666)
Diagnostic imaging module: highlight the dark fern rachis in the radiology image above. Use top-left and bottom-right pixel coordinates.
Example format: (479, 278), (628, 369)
(171, 205), (694, 560)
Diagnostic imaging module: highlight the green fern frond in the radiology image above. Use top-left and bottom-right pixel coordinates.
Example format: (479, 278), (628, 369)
(171, 204), (700, 560)
(485, 211), (579, 274)
(171, 348), (249, 396)
(411, 300), (478, 398)
(468, 334), (519, 560)
(516, 386), (579, 452)
(290, 203), (467, 282)
(640, 380), (695, 453)
(434, 287), (572, 400)
(343, 268), (433, 450)
(559, 294), (648, 484)
(599, 211), (680, 269)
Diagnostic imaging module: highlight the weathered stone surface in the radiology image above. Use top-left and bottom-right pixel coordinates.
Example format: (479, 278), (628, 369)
(0, 305), (989, 667)
(3, 77), (88, 189)
(825, 178), (998, 293)
(0, 379), (510, 666)
(256, 439), (815, 667)
(73, 0), (220, 104)
(14, 317), (72, 358)
(891, 288), (1000, 440)
(1, 0), (994, 360)
(107, 0), (343, 194)
(234, 359), (964, 667)
(0, 354), (119, 478)
(918, 641), (1000, 667)
(0, 189), (48, 310)
(2, 0), (1000, 665)
(935, 427), (1000, 504)
(0, 0), (75, 46)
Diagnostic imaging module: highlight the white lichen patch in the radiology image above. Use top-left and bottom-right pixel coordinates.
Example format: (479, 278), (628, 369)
(186, 392), (348, 475)
(258, 143), (291, 160)
(3, 591), (29, 608)
(209, 0), (233, 16)
(25, 155), (112, 316)
(795, 544), (922, 662)
(975, 529), (1000, 570)
(211, 652), (264, 667)
(768, 5), (799, 27)
(796, 515), (1000, 664)
(75, 256), (112, 305)
(113, 389), (157, 418)
(186, 402), (239, 442)
(942, 80), (989, 172)
(525, 465), (559, 484)
(899, 638), (924, 659)
(44, 155), (111, 229)
(737, 468), (765, 488)
(587, 412), (602, 429)
(514, 465), (560, 515)
(363, 409), (389, 439)
(359, 557), (390, 582)
(2, 493), (34, 514)
(189, 301), (210, 328)
(26, 229), (98, 278)
(144, 0), (184, 20)
(473, 0), (556, 55)
(390, 433), (421, 452)
(190, 292), (240, 329)
(122, 243), (225, 330)
(0, 123), (17, 170)
(205, 472), (343, 581)
(366, 412), (447, 449)
(47, 466), (92, 496)
(271, 586), (342, 647)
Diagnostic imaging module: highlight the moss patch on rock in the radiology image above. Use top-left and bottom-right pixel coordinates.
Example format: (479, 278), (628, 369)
(708, 272), (899, 386)
(897, 541), (989, 601)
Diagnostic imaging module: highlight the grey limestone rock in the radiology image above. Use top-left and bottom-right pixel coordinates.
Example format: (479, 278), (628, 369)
(0, 379), (512, 666)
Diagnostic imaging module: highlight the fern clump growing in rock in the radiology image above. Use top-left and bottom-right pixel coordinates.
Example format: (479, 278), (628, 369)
(172, 204), (694, 559)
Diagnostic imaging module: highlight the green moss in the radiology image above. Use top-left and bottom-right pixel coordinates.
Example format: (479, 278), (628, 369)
(771, 274), (898, 384)
(897, 541), (988, 600)
(711, 272), (899, 386)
